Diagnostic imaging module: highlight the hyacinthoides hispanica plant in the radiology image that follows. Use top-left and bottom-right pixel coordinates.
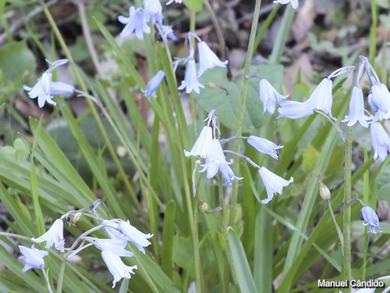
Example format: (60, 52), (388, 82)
(0, 0), (389, 292)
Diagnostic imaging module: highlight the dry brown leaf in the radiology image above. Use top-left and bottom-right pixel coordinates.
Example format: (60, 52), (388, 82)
(292, 0), (315, 42)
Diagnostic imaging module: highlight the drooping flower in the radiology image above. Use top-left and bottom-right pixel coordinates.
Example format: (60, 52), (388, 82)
(118, 7), (151, 40)
(361, 206), (381, 234)
(370, 122), (390, 162)
(368, 83), (390, 121)
(178, 57), (204, 94)
(273, 0), (299, 9)
(144, 0), (162, 19)
(103, 219), (153, 254)
(258, 167), (293, 204)
(278, 100), (314, 119)
(144, 71), (165, 98)
(83, 237), (134, 257)
(342, 86), (371, 127)
(49, 81), (75, 97)
(197, 41), (228, 77)
(155, 21), (177, 41)
(218, 162), (242, 185)
(305, 78), (334, 117)
(247, 136), (283, 160)
(258, 79), (287, 114)
(200, 139), (226, 179)
(101, 250), (137, 288)
(18, 245), (48, 272)
(184, 126), (213, 158)
(32, 219), (65, 252)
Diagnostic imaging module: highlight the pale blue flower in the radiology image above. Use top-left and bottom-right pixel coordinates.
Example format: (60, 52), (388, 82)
(361, 206), (381, 234)
(18, 245), (48, 272)
(32, 219), (64, 252)
(258, 79), (287, 114)
(118, 7), (151, 40)
(144, 0), (162, 18)
(258, 167), (293, 204)
(144, 71), (165, 98)
(197, 41), (228, 77)
(305, 78), (334, 118)
(342, 86), (371, 127)
(50, 81), (75, 97)
(101, 250), (137, 288)
(156, 22), (177, 40)
(247, 136), (283, 160)
(178, 58), (204, 94)
(274, 0), (299, 9)
(278, 100), (314, 119)
(370, 122), (390, 162)
(368, 83), (390, 121)
(219, 162), (242, 185)
(184, 126), (213, 158)
(83, 237), (134, 257)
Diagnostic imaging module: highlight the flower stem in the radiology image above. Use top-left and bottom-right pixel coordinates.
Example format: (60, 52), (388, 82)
(231, 0), (262, 206)
(342, 127), (352, 282)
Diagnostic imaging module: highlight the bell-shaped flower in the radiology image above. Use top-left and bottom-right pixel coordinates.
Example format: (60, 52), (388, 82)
(144, 71), (165, 98)
(361, 206), (381, 234)
(156, 22), (177, 41)
(101, 250), (137, 288)
(197, 41), (228, 77)
(83, 237), (134, 257)
(18, 245), (48, 272)
(103, 219), (153, 254)
(32, 219), (65, 252)
(370, 122), (390, 162)
(259, 79), (287, 114)
(273, 0), (299, 9)
(368, 83), (390, 121)
(305, 78), (334, 117)
(247, 136), (283, 160)
(278, 100), (314, 119)
(144, 0), (162, 19)
(178, 58), (204, 94)
(200, 139), (226, 179)
(343, 86), (371, 127)
(258, 167), (293, 204)
(218, 162), (242, 185)
(50, 81), (75, 97)
(118, 7), (151, 40)
(184, 126), (213, 158)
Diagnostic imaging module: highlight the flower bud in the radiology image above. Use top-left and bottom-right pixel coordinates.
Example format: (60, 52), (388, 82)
(319, 182), (331, 200)
(69, 212), (82, 225)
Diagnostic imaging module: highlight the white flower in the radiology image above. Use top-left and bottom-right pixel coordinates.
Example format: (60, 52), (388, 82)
(361, 206), (381, 234)
(101, 250), (137, 288)
(200, 139), (227, 179)
(103, 219), (153, 253)
(50, 81), (75, 97)
(18, 245), (48, 272)
(370, 122), (390, 162)
(247, 136), (283, 160)
(258, 79), (287, 114)
(368, 83), (390, 121)
(166, 0), (182, 5)
(32, 219), (65, 252)
(305, 78), (334, 117)
(178, 58), (204, 94)
(83, 237), (134, 257)
(118, 7), (151, 40)
(258, 167), (293, 204)
(144, 0), (162, 17)
(197, 41), (228, 77)
(278, 100), (314, 119)
(273, 0), (299, 9)
(218, 162), (242, 185)
(184, 126), (213, 158)
(342, 86), (371, 127)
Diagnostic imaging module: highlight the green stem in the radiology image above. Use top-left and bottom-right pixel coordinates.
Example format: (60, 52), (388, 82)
(362, 151), (370, 279)
(254, 5), (280, 53)
(269, 6), (295, 64)
(231, 0), (263, 206)
(343, 127), (352, 283)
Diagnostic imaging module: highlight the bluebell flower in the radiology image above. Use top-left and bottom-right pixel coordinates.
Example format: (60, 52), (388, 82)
(258, 167), (293, 204)
(184, 126), (213, 158)
(144, 0), (163, 22)
(178, 57), (204, 94)
(32, 219), (64, 252)
(219, 162), (242, 185)
(18, 246), (48, 272)
(83, 237), (134, 257)
(156, 22), (177, 41)
(118, 7), (151, 40)
(247, 136), (283, 160)
(278, 100), (314, 119)
(258, 79), (287, 114)
(370, 122), (390, 162)
(101, 251), (137, 288)
(305, 78), (334, 118)
(361, 206), (381, 234)
(342, 86), (371, 127)
(197, 41), (228, 77)
(144, 71), (165, 98)
(273, 0), (299, 9)
(368, 83), (390, 121)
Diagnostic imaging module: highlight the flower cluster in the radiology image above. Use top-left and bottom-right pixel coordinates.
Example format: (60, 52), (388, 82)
(185, 111), (293, 204)
(17, 201), (152, 288)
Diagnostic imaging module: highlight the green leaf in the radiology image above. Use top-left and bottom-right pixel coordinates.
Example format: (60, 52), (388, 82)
(196, 64), (283, 132)
(183, 0), (205, 12)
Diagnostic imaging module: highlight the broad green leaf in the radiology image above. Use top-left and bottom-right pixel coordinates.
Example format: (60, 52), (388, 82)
(196, 64), (283, 132)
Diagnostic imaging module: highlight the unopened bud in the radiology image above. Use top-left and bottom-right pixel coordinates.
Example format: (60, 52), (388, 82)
(68, 212), (82, 225)
(319, 182), (331, 200)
